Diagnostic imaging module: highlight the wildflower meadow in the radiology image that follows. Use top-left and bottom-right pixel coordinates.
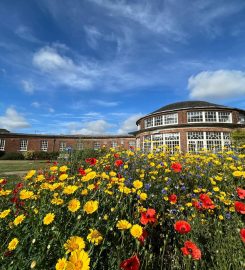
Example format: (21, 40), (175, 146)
(0, 147), (245, 269)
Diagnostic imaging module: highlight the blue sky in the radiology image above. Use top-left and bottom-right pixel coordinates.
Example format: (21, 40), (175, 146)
(0, 0), (245, 135)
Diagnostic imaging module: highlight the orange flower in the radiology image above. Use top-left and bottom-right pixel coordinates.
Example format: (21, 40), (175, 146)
(140, 209), (157, 225)
(181, 241), (201, 260)
(174, 220), (191, 234)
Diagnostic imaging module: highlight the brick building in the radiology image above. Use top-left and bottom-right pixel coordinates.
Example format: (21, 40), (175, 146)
(0, 132), (136, 153)
(0, 101), (244, 154)
(133, 101), (245, 152)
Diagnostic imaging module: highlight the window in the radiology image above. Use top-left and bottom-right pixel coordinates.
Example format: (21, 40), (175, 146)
(143, 133), (180, 153)
(164, 133), (180, 153)
(40, 140), (48, 151)
(59, 142), (66, 151)
(111, 141), (118, 148)
(94, 142), (100, 150)
(20, 139), (28, 151)
(0, 139), (5, 151)
(154, 116), (163, 126)
(120, 139), (124, 145)
(143, 135), (151, 152)
(187, 112), (203, 123)
(145, 118), (153, 128)
(76, 142), (83, 150)
(218, 112), (231, 123)
(238, 113), (245, 124)
(187, 132), (231, 153)
(164, 114), (178, 125)
(205, 111), (217, 122)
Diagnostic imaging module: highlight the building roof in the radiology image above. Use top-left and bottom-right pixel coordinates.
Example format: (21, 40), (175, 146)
(0, 129), (10, 134)
(151, 101), (229, 114)
(136, 100), (245, 125)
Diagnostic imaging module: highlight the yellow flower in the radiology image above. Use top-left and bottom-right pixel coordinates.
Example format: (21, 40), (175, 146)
(43, 213), (55, 225)
(60, 165), (68, 172)
(13, 214), (26, 226)
(139, 193), (147, 200)
(130, 224), (143, 238)
(133, 180), (143, 189)
(51, 198), (64, 205)
(50, 166), (58, 172)
(63, 185), (79, 195)
(0, 209), (11, 218)
(218, 215), (224, 220)
(68, 199), (81, 213)
(116, 220), (132, 230)
(233, 171), (243, 177)
(36, 174), (45, 181)
(87, 229), (103, 245)
(66, 249), (90, 270)
(83, 200), (99, 214)
(81, 189), (88, 196)
(19, 189), (34, 200)
(82, 171), (96, 182)
(25, 170), (36, 180)
(87, 184), (95, 190)
(64, 236), (85, 253)
(8, 238), (19, 250)
(56, 258), (67, 270)
(213, 186), (220, 192)
(59, 174), (68, 181)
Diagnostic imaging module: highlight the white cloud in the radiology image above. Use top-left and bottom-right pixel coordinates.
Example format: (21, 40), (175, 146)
(32, 46), (99, 89)
(92, 99), (118, 107)
(188, 70), (245, 99)
(118, 113), (143, 134)
(68, 120), (113, 135)
(0, 107), (30, 131)
(21, 80), (34, 94)
(48, 108), (55, 113)
(31, 102), (40, 108)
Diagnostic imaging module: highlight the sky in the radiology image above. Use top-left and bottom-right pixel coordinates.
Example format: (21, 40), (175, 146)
(0, 0), (245, 135)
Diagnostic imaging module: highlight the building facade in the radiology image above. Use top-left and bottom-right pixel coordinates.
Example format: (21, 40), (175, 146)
(0, 130), (136, 153)
(133, 101), (245, 152)
(0, 101), (244, 154)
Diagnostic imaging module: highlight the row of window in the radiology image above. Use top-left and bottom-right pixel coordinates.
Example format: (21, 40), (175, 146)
(0, 139), (136, 151)
(144, 113), (178, 128)
(142, 131), (231, 153)
(187, 111), (232, 123)
(143, 111), (233, 129)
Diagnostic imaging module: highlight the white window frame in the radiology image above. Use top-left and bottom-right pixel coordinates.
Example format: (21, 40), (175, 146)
(40, 140), (48, 151)
(218, 112), (232, 123)
(187, 111), (203, 123)
(76, 142), (83, 150)
(0, 139), (5, 151)
(111, 141), (118, 148)
(20, 139), (28, 151)
(205, 111), (217, 122)
(59, 142), (67, 152)
(154, 115), (163, 126)
(145, 118), (154, 128)
(187, 131), (231, 152)
(94, 142), (100, 150)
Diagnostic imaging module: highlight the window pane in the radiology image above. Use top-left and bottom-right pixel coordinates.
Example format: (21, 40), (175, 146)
(187, 112), (203, 122)
(40, 140), (48, 151)
(20, 139), (28, 151)
(218, 112), (231, 123)
(0, 139), (5, 151)
(205, 111), (217, 122)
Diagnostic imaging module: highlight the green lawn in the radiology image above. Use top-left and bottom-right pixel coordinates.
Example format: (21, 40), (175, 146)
(0, 160), (48, 175)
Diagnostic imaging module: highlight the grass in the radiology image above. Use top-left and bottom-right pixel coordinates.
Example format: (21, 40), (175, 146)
(0, 160), (49, 175)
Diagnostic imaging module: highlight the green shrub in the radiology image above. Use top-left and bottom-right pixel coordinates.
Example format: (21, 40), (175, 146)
(0, 152), (24, 160)
(0, 151), (5, 158)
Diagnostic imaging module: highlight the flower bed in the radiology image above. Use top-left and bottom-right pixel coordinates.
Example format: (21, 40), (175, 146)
(0, 149), (244, 269)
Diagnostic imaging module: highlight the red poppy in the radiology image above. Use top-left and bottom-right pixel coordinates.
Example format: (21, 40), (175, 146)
(174, 220), (191, 234)
(114, 153), (120, 158)
(120, 255), (140, 270)
(181, 241), (201, 260)
(140, 209), (157, 225)
(85, 158), (97, 166)
(53, 161), (58, 165)
(115, 159), (124, 167)
(200, 194), (215, 209)
(78, 167), (86, 176)
(169, 194), (177, 204)
(105, 165), (111, 171)
(171, 162), (182, 172)
(192, 201), (201, 210)
(240, 228), (245, 243)
(138, 229), (148, 245)
(237, 188), (245, 199)
(235, 201), (245, 214)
